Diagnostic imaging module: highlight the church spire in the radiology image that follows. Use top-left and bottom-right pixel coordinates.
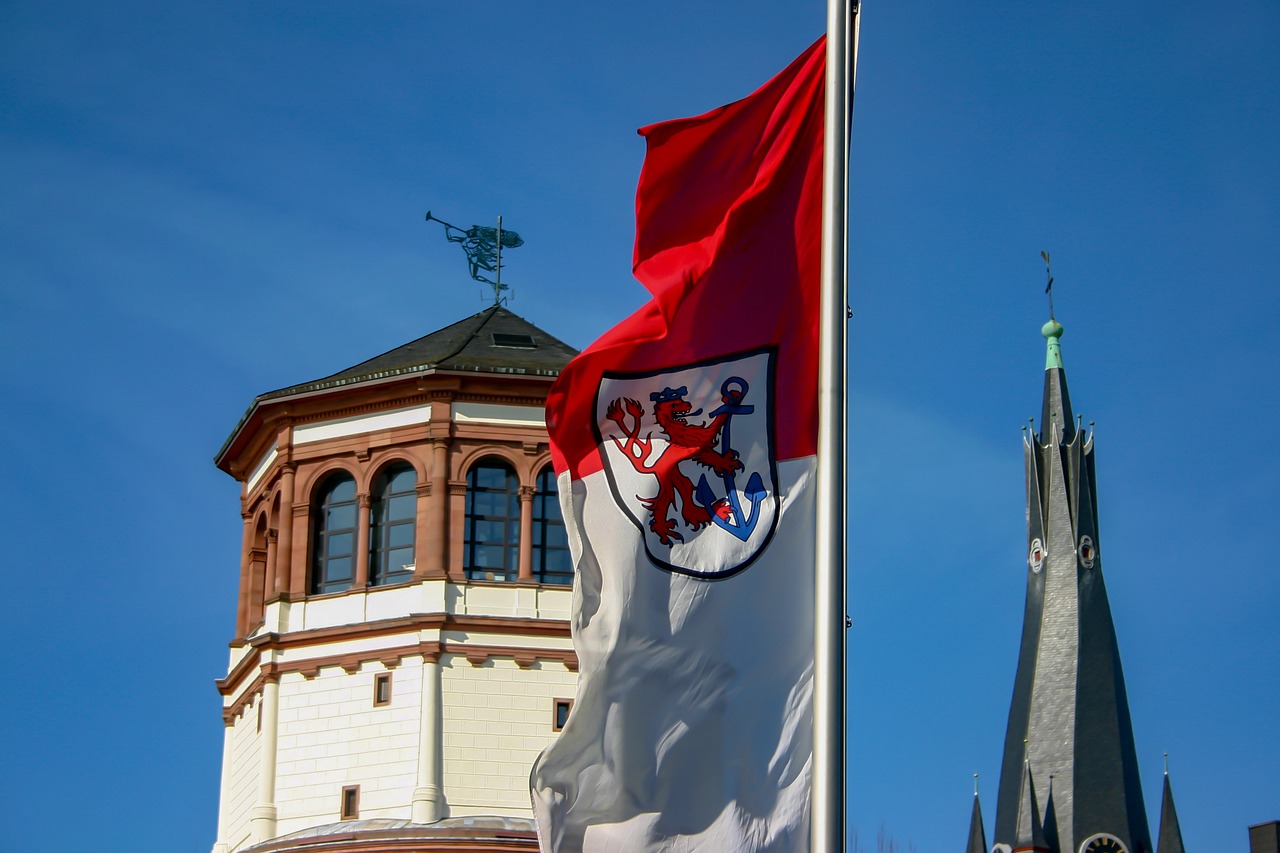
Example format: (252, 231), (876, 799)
(1156, 769), (1187, 853)
(993, 313), (1153, 853)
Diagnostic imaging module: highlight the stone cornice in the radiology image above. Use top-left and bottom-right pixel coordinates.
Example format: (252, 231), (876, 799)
(220, 634), (577, 724)
(218, 612), (572, 698)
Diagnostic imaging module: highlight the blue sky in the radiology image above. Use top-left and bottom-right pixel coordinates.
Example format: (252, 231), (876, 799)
(1, 1), (1276, 851)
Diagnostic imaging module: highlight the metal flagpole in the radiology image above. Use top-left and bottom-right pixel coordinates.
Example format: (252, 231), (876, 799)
(814, 1), (859, 851)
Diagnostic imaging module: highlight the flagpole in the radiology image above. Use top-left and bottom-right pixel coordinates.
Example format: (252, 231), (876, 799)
(814, 1), (858, 851)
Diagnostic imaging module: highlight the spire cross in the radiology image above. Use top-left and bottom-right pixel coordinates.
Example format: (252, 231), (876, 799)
(1041, 250), (1055, 320)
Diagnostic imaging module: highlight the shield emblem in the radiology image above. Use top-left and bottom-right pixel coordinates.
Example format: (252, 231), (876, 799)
(593, 349), (779, 579)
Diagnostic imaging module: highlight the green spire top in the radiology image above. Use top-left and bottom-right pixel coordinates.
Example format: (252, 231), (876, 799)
(1042, 319), (1065, 370)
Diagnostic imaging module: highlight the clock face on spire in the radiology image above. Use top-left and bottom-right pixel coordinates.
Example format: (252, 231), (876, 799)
(1080, 834), (1127, 853)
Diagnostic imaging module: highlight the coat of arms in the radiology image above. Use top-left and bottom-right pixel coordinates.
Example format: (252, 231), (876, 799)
(594, 350), (779, 578)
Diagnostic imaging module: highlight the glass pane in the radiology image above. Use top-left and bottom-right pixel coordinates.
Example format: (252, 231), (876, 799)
(469, 520), (497, 542)
(545, 525), (568, 549)
(387, 547), (413, 572)
(473, 545), (506, 569)
(327, 504), (356, 530)
(327, 532), (353, 557)
(388, 467), (416, 492)
(388, 522), (414, 548)
(474, 465), (509, 489)
(328, 478), (356, 502)
(472, 492), (502, 517)
(388, 494), (416, 520)
(326, 557), (353, 582)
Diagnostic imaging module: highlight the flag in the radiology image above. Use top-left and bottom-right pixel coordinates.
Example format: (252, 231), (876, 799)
(531, 36), (826, 852)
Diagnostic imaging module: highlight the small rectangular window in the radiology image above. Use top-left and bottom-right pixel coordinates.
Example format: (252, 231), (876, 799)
(341, 785), (360, 820)
(553, 698), (573, 732)
(374, 672), (392, 707)
(491, 332), (537, 349)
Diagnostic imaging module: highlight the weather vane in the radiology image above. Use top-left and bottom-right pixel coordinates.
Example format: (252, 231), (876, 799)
(425, 211), (525, 305)
(1041, 250), (1055, 320)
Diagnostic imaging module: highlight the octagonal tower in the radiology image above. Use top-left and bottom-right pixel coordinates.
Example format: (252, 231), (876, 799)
(210, 306), (579, 853)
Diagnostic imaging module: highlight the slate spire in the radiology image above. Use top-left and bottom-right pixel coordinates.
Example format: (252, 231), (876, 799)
(1156, 771), (1187, 853)
(967, 785), (989, 853)
(993, 318), (1153, 853)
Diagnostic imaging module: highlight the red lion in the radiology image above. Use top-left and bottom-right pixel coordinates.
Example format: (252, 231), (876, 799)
(605, 385), (743, 545)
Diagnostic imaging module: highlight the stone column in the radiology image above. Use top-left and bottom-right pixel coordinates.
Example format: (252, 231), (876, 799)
(419, 438), (450, 580)
(354, 493), (372, 589)
(263, 529), (278, 603)
(411, 649), (444, 823)
(289, 501), (309, 594)
(250, 673), (280, 842)
(211, 716), (235, 853)
(518, 485), (536, 582)
(237, 512), (253, 637)
(275, 464), (295, 595)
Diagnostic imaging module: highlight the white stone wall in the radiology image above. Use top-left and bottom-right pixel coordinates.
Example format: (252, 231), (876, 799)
(223, 701), (262, 852)
(215, 584), (581, 850)
(273, 662), (423, 837)
(441, 656), (580, 816)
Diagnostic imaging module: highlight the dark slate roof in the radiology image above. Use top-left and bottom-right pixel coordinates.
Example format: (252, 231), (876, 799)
(215, 307), (579, 470)
(1156, 773), (1187, 853)
(260, 305), (578, 402)
(967, 792), (989, 853)
(1015, 762), (1051, 853)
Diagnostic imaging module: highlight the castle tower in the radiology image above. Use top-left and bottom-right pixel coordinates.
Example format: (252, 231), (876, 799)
(209, 306), (579, 853)
(992, 319), (1153, 853)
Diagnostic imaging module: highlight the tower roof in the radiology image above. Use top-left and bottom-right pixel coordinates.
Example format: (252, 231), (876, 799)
(264, 305), (577, 402)
(215, 305), (578, 473)
(1156, 772), (1187, 853)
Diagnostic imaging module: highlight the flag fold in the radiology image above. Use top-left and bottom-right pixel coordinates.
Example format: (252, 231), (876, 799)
(532, 36), (826, 853)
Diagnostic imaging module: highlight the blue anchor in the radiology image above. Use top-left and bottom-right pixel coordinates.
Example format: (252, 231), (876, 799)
(695, 376), (767, 542)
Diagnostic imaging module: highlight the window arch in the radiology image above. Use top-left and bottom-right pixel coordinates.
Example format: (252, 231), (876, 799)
(532, 466), (572, 585)
(311, 472), (357, 594)
(369, 463), (416, 586)
(464, 458), (520, 582)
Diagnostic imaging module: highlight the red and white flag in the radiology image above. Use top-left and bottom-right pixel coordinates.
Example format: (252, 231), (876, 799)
(531, 37), (826, 852)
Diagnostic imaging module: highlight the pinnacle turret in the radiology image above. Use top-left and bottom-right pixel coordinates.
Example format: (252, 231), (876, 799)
(1156, 772), (1187, 853)
(1013, 761), (1052, 853)
(967, 788), (989, 853)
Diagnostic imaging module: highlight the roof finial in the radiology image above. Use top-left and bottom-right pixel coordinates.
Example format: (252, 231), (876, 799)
(1164, 751), (1169, 775)
(1041, 250), (1055, 320)
(974, 772), (980, 796)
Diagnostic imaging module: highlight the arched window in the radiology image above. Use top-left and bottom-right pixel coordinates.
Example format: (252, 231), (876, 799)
(464, 459), (519, 582)
(311, 473), (357, 595)
(532, 466), (572, 585)
(369, 463), (416, 586)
